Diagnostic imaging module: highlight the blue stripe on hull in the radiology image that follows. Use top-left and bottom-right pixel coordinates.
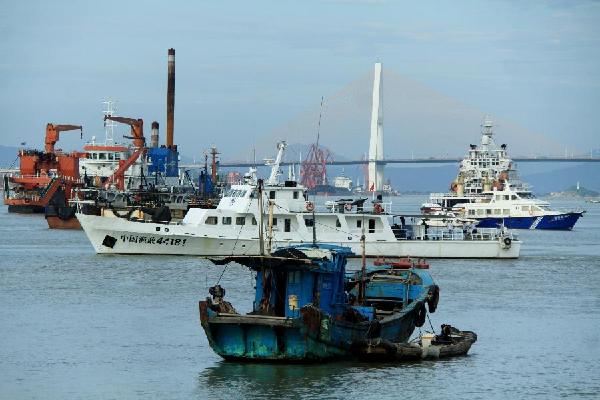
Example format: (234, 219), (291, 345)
(475, 212), (583, 230)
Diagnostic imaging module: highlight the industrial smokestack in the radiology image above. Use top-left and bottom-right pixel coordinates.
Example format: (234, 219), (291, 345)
(166, 48), (175, 148)
(151, 121), (159, 148)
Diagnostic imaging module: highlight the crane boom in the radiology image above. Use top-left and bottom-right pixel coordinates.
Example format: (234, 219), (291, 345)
(45, 123), (83, 153)
(102, 116), (146, 191)
(104, 116), (145, 148)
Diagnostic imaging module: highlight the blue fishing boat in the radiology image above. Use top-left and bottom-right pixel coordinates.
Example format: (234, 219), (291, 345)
(199, 244), (440, 361)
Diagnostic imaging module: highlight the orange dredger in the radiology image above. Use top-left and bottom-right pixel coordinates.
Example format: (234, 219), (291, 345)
(3, 124), (84, 213)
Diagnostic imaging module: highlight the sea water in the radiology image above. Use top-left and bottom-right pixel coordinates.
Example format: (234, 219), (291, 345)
(1, 197), (599, 399)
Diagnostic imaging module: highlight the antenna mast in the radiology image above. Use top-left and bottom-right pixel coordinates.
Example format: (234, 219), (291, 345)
(102, 99), (117, 145)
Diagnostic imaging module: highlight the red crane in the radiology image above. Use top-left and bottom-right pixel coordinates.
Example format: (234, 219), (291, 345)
(44, 124), (82, 153)
(102, 116), (146, 191)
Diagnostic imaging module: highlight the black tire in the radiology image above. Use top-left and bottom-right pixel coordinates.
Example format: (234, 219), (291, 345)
(414, 302), (426, 327)
(427, 285), (440, 313)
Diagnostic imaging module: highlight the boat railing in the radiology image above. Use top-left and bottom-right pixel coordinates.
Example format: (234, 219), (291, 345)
(393, 225), (513, 241)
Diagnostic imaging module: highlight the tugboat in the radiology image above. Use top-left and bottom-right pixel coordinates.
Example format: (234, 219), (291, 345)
(423, 117), (584, 230)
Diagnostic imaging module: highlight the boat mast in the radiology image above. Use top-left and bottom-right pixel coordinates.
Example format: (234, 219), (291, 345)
(358, 216), (366, 304)
(257, 179), (265, 255)
(267, 198), (274, 254)
(266, 141), (286, 185)
(102, 99), (116, 145)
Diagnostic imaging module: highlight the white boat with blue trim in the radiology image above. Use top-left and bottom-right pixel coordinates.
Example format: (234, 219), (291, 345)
(423, 118), (584, 230)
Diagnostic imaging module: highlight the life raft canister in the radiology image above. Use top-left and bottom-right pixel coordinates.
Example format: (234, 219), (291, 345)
(306, 201), (315, 212)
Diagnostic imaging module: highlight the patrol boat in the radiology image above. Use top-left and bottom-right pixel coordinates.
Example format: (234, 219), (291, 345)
(199, 244), (442, 361)
(424, 117), (584, 230)
(77, 142), (520, 258)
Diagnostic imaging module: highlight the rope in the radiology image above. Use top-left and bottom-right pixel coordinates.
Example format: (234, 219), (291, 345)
(216, 264), (228, 285)
(228, 188), (257, 256)
(427, 312), (436, 334)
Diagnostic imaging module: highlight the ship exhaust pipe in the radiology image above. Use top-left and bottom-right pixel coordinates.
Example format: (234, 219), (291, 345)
(151, 121), (159, 148)
(166, 48), (175, 149)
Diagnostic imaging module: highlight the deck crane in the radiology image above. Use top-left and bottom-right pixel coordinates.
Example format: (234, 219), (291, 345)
(44, 124), (83, 153)
(102, 116), (146, 191)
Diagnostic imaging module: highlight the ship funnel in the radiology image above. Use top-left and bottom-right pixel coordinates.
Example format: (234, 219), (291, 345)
(151, 121), (159, 148)
(166, 48), (175, 148)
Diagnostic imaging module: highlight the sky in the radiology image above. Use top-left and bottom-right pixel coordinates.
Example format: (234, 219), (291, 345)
(1, 0), (599, 161)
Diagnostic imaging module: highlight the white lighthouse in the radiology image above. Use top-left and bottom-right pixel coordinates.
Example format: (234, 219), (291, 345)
(368, 62), (384, 192)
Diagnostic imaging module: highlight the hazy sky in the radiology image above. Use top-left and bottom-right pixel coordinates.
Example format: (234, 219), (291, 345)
(1, 0), (599, 160)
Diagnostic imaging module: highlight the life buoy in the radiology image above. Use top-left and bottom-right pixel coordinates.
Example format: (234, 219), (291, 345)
(373, 203), (383, 214)
(503, 237), (512, 248)
(414, 302), (426, 327)
(344, 203), (352, 212)
(427, 285), (440, 313)
(306, 201), (315, 212)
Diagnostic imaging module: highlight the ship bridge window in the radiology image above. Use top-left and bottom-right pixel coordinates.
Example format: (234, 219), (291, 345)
(293, 191), (299, 199)
(115, 153), (121, 160)
(222, 217), (232, 225)
(494, 209), (501, 215)
(284, 218), (291, 232)
(236, 217), (246, 225)
(272, 218), (278, 226)
(511, 195), (517, 200)
(225, 189), (247, 198)
(504, 195), (510, 200)
(269, 191), (276, 200)
(503, 209), (510, 214)
(92, 153), (98, 159)
(486, 209), (492, 215)
(108, 153), (114, 160)
(206, 216), (218, 225)
(304, 218), (314, 227)
(357, 220), (362, 228)
(336, 218), (341, 228)
(99, 153), (107, 160)
(468, 209), (475, 216)
(251, 217), (257, 225)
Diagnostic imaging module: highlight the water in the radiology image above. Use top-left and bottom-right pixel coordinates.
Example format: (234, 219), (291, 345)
(1, 196), (599, 399)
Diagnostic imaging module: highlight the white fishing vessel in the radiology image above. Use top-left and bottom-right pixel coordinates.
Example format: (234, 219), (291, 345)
(423, 117), (584, 230)
(79, 100), (148, 189)
(77, 142), (520, 258)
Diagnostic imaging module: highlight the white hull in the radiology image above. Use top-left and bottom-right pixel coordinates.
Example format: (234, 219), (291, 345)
(77, 213), (520, 259)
